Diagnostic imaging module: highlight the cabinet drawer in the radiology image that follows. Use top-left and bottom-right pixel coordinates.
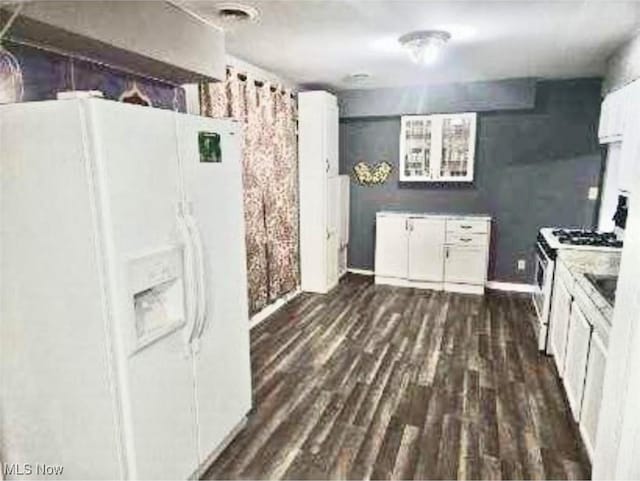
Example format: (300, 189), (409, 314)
(446, 219), (489, 235)
(445, 232), (488, 246)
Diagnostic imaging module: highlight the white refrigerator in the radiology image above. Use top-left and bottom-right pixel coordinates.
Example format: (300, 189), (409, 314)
(0, 98), (252, 479)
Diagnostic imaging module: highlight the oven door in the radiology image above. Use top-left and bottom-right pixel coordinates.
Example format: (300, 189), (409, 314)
(532, 242), (554, 350)
(532, 244), (548, 315)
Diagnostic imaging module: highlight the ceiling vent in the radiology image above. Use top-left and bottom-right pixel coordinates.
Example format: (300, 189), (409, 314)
(215, 3), (259, 25)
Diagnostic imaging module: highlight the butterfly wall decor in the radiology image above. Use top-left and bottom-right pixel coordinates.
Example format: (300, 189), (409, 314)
(352, 161), (393, 186)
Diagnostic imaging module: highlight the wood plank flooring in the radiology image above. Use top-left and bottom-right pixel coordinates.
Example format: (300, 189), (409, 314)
(202, 274), (590, 480)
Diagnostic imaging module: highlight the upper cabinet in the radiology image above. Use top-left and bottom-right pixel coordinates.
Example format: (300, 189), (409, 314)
(400, 113), (477, 182)
(618, 81), (640, 193)
(598, 89), (625, 144)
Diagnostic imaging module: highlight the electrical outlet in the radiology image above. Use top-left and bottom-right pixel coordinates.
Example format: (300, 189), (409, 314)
(588, 186), (599, 200)
(517, 259), (526, 271)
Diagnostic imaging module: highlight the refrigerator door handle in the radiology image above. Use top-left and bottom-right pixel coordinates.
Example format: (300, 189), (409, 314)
(184, 212), (208, 343)
(177, 211), (199, 346)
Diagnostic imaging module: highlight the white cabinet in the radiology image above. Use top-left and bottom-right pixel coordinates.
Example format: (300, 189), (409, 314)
(599, 89), (625, 143)
(326, 176), (340, 289)
(326, 100), (340, 177)
(399, 113), (477, 182)
(407, 217), (445, 282)
(299, 91), (341, 293)
(444, 246), (486, 285)
(375, 215), (409, 279)
(563, 301), (593, 420)
(375, 212), (490, 294)
(338, 175), (350, 277)
(549, 274), (573, 376)
(618, 80), (640, 193)
(580, 331), (608, 460)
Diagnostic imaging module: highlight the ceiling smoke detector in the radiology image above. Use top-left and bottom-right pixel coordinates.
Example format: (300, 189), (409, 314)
(398, 30), (451, 65)
(215, 3), (259, 25)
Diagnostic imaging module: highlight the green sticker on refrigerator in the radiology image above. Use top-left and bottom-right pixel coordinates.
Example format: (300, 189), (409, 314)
(198, 132), (221, 163)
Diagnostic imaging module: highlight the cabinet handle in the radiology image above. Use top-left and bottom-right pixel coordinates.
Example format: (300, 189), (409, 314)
(405, 219), (409, 231)
(326, 159), (330, 172)
(460, 237), (473, 242)
(460, 225), (472, 230)
(445, 247), (449, 258)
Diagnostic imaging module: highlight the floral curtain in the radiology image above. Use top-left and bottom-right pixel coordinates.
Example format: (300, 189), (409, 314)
(200, 69), (299, 315)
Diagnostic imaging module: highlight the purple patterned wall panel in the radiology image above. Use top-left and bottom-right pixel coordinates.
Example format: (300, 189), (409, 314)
(2, 41), (186, 112)
(7, 42), (71, 102)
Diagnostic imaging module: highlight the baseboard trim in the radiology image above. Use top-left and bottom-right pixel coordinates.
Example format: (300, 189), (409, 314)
(249, 288), (301, 329)
(486, 281), (536, 293)
(347, 268), (374, 276)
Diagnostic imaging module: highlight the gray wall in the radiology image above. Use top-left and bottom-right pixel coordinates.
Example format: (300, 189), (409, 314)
(339, 79), (604, 283)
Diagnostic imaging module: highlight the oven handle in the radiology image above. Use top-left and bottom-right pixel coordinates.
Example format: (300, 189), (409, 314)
(535, 241), (551, 265)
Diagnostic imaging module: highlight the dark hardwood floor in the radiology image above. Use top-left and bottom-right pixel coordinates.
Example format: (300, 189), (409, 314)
(203, 274), (590, 480)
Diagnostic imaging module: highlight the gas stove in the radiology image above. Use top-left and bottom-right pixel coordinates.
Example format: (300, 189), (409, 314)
(532, 227), (623, 353)
(538, 228), (623, 257)
(551, 228), (623, 248)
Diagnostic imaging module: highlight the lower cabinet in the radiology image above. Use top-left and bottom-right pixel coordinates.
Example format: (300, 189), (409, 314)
(375, 215), (409, 279)
(580, 331), (607, 460)
(548, 259), (610, 461)
(407, 217), (445, 282)
(444, 245), (486, 285)
(549, 275), (573, 376)
(563, 301), (592, 421)
(375, 212), (490, 293)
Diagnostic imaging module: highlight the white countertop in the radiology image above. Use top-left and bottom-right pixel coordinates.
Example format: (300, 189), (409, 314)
(377, 211), (491, 221)
(557, 249), (621, 344)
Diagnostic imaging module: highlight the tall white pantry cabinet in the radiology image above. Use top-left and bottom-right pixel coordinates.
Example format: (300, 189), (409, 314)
(298, 91), (348, 293)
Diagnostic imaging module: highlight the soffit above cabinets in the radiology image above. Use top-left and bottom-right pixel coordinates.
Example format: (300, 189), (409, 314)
(0, 1), (226, 84)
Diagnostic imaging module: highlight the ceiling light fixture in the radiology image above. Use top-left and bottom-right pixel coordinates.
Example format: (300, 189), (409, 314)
(398, 30), (451, 65)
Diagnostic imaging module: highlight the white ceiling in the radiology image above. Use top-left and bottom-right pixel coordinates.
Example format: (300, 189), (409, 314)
(180, 0), (640, 90)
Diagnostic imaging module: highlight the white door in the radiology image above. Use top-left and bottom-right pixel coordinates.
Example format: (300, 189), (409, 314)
(88, 100), (199, 479)
(580, 332), (608, 460)
(407, 217), (445, 282)
(444, 245), (486, 285)
(326, 99), (339, 177)
(563, 301), (592, 421)
(549, 277), (573, 376)
(176, 114), (252, 464)
(375, 215), (408, 278)
(326, 176), (340, 288)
